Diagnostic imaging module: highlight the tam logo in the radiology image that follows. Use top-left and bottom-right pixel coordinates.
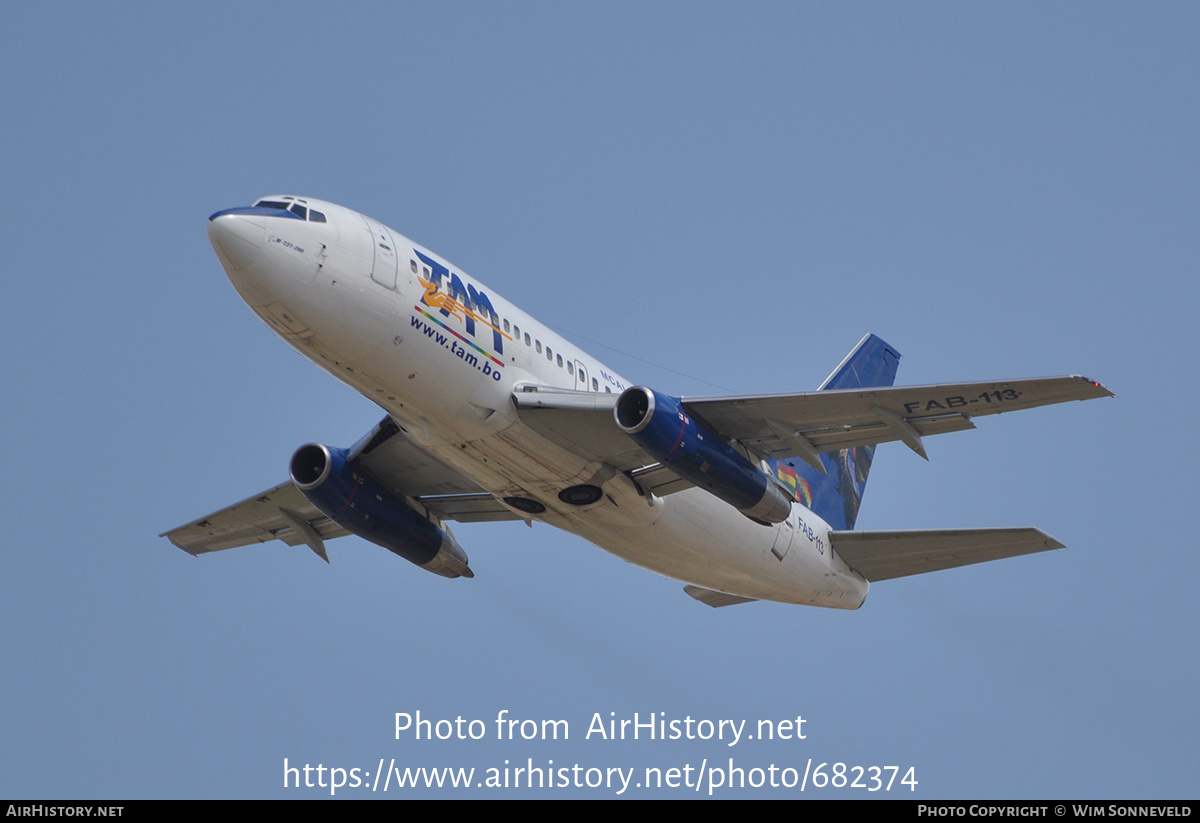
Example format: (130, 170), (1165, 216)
(415, 250), (509, 356)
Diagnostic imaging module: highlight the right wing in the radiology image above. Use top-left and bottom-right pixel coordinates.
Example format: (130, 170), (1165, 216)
(163, 417), (522, 558)
(829, 528), (1065, 582)
(162, 481), (351, 556)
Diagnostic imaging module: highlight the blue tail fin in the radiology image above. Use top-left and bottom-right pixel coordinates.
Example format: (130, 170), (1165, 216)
(769, 334), (901, 530)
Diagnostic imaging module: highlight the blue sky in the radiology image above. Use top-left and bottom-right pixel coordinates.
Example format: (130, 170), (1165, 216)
(2, 3), (1197, 798)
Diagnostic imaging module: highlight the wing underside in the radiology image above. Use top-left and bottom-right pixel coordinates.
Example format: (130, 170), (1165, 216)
(163, 417), (521, 558)
(687, 375), (1111, 461)
(513, 375), (1111, 486)
(163, 481), (352, 555)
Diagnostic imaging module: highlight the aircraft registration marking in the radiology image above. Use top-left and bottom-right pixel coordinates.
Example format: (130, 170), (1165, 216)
(903, 389), (1022, 414)
(795, 512), (826, 555)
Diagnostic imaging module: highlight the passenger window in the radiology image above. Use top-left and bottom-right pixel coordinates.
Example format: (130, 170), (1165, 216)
(558, 355), (564, 368)
(410, 260), (418, 273)
(536, 341), (542, 354)
(567, 362), (574, 376)
(503, 319), (511, 333)
(592, 378), (599, 391)
(524, 333), (530, 345)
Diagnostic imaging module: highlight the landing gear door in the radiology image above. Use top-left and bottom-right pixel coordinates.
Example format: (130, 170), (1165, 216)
(363, 217), (398, 290)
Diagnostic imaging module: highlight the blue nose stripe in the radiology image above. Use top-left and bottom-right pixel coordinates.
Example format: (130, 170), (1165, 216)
(209, 205), (303, 222)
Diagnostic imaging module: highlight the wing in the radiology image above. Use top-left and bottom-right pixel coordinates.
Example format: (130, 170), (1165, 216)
(513, 375), (1112, 482)
(829, 528), (1064, 582)
(162, 481), (352, 556)
(163, 417), (521, 559)
(684, 375), (1112, 462)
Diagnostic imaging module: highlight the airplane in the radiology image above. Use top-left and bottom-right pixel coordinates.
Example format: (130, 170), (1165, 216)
(163, 195), (1112, 609)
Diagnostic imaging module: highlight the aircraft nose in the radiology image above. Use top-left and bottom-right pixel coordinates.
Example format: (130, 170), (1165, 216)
(207, 210), (265, 272)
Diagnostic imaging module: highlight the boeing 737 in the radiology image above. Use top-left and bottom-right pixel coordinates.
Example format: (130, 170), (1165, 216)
(164, 196), (1112, 608)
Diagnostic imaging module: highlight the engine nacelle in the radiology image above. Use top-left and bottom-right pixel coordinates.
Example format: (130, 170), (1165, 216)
(615, 386), (792, 524)
(289, 443), (472, 578)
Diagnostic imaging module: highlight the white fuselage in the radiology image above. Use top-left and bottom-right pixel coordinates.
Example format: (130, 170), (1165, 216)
(207, 196), (869, 607)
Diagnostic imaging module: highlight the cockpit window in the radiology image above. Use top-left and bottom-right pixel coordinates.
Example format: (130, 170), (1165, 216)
(252, 200), (326, 222)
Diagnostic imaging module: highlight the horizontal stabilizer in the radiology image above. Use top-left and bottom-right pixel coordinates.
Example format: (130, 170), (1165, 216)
(829, 527), (1064, 582)
(683, 585), (759, 608)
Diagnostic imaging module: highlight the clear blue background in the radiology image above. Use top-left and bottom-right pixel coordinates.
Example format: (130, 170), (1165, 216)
(2, 3), (1195, 798)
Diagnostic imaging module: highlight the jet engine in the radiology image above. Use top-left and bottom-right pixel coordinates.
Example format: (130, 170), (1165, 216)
(615, 386), (792, 524)
(289, 443), (472, 578)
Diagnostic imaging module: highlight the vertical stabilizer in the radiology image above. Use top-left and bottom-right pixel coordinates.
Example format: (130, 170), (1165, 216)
(769, 334), (900, 530)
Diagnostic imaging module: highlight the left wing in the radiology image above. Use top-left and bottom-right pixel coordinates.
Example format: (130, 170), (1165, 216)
(514, 375), (1112, 478)
(685, 375), (1112, 462)
(163, 417), (521, 559)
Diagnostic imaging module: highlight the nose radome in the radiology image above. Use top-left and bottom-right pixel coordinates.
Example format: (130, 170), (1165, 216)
(207, 212), (264, 272)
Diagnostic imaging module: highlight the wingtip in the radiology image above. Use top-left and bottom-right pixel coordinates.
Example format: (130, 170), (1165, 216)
(1073, 375), (1115, 399)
